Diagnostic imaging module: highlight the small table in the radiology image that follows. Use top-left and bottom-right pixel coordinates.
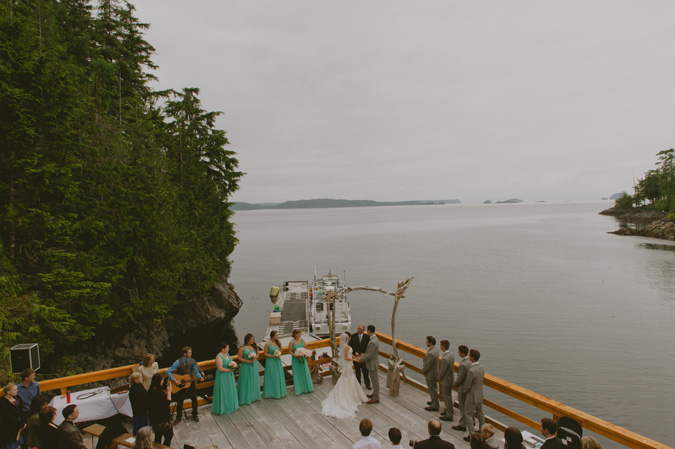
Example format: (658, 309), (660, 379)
(49, 386), (132, 425)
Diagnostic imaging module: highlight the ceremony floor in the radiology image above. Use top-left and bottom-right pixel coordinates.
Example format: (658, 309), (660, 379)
(166, 370), (491, 449)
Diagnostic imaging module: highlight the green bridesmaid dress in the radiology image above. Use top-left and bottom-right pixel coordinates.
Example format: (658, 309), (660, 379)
(291, 339), (314, 395)
(263, 343), (287, 399)
(211, 353), (239, 414)
(237, 347), (261, 405)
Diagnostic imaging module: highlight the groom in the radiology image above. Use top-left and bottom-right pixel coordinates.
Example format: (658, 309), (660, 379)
(360, 324), (380, 404)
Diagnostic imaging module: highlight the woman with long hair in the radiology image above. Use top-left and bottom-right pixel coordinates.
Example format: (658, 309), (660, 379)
(237, 333), (261, 405)
(26, 394), (48, 449)
(147, 374), (173, 446)
(38, 407), (59, 449)
(211, 342), (239, 415)
(321, 332), (367, 419)
(0, 383), (25, 449)
(132, 427), (154, 449)
(288, 329), (314, 395)
(504, 427), (525, 449)
(262, 331), (287, 399)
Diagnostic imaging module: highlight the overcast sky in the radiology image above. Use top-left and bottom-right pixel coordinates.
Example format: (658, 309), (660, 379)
(133, 1), (675, 204)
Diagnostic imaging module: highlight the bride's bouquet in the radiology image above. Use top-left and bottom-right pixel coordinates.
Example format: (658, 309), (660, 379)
(228, 361), (237, 369)
(273, 349), (281, 357)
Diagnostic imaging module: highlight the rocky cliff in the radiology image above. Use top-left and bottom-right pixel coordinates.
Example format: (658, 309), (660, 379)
(600, 207), (675, 240)
(70, 280), (242, 372)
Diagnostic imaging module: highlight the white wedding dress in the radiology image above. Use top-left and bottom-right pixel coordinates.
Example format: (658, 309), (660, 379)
(321, 345), (368, 419)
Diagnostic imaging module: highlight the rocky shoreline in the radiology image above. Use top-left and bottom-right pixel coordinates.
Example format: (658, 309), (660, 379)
(600, 207), (675, 240)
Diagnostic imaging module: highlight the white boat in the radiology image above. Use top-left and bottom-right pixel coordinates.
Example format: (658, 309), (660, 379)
(308, 272), (351, 337)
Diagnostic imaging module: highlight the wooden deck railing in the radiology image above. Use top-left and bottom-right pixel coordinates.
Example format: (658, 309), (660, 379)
(28, 332), (670, 449)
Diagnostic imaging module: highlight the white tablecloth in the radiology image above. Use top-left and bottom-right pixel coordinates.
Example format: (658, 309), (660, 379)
(49, 386), (132, 425)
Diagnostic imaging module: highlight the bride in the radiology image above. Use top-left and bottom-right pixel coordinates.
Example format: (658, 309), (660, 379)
(321, 332), (368, 419)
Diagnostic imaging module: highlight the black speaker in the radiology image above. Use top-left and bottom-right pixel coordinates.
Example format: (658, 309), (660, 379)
(10, 344), (40, 374)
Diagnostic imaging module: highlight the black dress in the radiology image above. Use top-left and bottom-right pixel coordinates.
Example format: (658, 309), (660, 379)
(147, 388), (173, 446)
(0, 396), (23, 449)
(39, 423), (59, 449)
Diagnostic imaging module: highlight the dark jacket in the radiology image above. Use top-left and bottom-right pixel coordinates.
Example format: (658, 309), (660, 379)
(148, 388), (171, 424)
(414, 435), (456, 449)
(40, 422), (60, 449)
(57, 421), (86, 449)
(128, 383), (149, 415)
(0, 396), (22, 445)
(541, 438), (566, 449)
(348, 332), (370, 356)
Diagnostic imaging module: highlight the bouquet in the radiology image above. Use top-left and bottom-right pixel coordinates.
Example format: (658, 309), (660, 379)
(273, 349), (281, 357)
(228, 361), (237, 370)
(296, 348), (312, 358)
(248, 351), (257, 360)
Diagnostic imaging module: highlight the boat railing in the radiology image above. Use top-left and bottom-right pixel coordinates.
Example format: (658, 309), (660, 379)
(21, 332), (670, 449)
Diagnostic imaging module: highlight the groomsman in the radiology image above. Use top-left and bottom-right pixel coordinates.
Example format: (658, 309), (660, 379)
(439, 340), (455, 421)
(452, 345), (470, 432)
(349, 325), (371, 390)
(462, 349), (485, 442)
(423, 336), (440, 411)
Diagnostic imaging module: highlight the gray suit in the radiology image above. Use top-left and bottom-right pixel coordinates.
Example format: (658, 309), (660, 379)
(360, 334), (380, 400)
(453, 356), (471, 427)
(463, 362), (485, 435)
(423, 344), (440, 408)
(439, 350), (455, 418)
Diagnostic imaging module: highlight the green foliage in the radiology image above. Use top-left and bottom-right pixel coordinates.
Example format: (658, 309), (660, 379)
(0, 0), (242, 371)
(614, 193), (635, 210)
(629, 148), (675, 212)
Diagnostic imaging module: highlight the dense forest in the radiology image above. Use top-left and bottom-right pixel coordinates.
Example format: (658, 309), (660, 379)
(0, 0), (242, 380)
(615, 149), (675, 213)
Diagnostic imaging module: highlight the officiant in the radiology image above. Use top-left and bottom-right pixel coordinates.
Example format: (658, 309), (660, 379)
(348, 325), (371, 390)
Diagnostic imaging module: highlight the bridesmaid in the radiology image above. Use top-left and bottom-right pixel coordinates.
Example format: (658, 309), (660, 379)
(237, 333), (261, 405)
(211, 342), (239, 414)
(288, 329), (314, 395)
(262, 331), (287, 399)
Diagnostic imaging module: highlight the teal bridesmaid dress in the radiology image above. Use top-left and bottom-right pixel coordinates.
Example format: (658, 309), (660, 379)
(291, 339), (314, 395)
(237, 347), (261, 405)
(211, 353), (239, 414)
(263, 343), (287, 399)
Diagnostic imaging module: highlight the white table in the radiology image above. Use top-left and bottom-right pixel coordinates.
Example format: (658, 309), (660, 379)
(49, 386), (132, 425)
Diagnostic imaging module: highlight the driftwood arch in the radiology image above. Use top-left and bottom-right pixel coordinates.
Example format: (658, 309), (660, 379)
(325, 276), (413, 396)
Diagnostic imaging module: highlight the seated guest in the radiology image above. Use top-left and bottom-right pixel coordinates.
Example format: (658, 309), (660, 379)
(504, 427), (525, 449)
(147, 374), (173, 447)
(26, 394), (49, 449)
(388, 427), (403, 449)
(138, 354), (159, 391)
(540, 418), (565, 449)
(480, 424), (499, 449)
(413, 420), (455, 449)
(469, 432), (486, 449)
(581, 436), (602, 449)
(132, 427), (154, 449)
(38, 407), (59, 449)
(57, 405), (86, 449)
(352, 419), (381, 449)
(128, 373), (149, 435)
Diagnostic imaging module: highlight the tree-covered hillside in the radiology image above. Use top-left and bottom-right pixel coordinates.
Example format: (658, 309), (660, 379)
(615, 149), (675, 213)
(0, 0), (242, 378)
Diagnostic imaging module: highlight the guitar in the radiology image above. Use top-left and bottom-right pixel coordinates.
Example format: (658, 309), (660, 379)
(170, 373), (214, 394)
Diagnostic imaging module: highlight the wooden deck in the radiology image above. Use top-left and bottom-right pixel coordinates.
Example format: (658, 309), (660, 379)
(168, 370), (482, 449)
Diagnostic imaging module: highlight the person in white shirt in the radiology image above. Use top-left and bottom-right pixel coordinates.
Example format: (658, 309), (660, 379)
(388, 427), (403, 449)
(353, 419), (382, 449)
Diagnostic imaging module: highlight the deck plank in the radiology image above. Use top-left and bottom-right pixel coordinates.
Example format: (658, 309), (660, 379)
(250, 400), (300, 448)
(211, 410), (252, 449)
(200, 410), (234, 449)
(237, 402), (288, 449)
(227, 404), (268, 448)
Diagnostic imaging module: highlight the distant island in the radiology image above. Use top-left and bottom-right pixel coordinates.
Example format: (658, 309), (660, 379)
(232, 198), (461, 210)
(483, 198), (524, 204)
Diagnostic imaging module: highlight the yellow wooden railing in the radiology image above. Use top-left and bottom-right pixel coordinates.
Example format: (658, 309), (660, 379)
(23, 332), (670, 449)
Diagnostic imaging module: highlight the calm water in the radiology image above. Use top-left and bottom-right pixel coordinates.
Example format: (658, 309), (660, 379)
(229, 202), (675, 447)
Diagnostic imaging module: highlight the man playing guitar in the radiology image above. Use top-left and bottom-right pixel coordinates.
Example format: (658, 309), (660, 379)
(166, 346), (205, 423)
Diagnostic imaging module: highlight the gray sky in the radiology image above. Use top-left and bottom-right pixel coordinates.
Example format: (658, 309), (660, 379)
(134, 1), (675, 204)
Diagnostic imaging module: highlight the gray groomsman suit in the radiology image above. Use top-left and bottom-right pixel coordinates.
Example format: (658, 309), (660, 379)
(439, 350), (455, 418)
(423, 344), (440, 409)
(360, 334), (380, 400)
(463, 362), (485, 435)
(453, 356), (471, 427)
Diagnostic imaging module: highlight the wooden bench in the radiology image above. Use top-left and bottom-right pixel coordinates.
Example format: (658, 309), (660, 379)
(111, 433), (171, 449)
(82, 424), (106, 448)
